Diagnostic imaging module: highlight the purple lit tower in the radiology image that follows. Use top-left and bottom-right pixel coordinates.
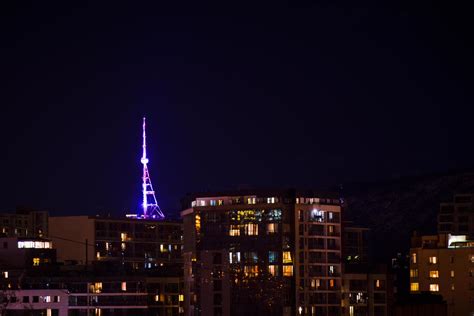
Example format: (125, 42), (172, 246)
(140, 117), (165, 219)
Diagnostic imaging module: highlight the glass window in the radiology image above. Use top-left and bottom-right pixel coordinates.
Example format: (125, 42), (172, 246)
(429, 270), (439, 278)
(429, 256), (437, 264)
(268, 265), (279, 276)
(244, 223), (258, 236)
(410, 282), (419, 292)
(229, 252), (241, 264)
(269, 251), (278, 263)
(267, 223), (278, 234)
(229, 225), (240, 236)
(283, 265), (293, 277)
(410, 269), (418, 278)
(283, 251), (292, 264)
(430, 284), (439, 292)
(244, 265), (259, 277)
(411, 253), (417, 264)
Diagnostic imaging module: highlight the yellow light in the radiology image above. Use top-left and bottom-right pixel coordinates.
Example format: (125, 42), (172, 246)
(179, 294), (184, 302)
(33, 258), (40, 266)
(429, 284), (439, 292)
(283, 251), (292, 264)
(283, 265), (293, 277)
(410, 282), (419, 292)
(121, 282), (127, 291)
(429, 270), (439, 278)
(120, 233), (127, 242)
(195, 214), (201, 233)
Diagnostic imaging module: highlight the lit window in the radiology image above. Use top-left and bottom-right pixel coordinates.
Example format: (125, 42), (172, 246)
(410, 269), (418, 278)
(218, 200), (223, 206)
(269, 251), (278, 263)
(411, 253), (417, 264)
(410, 282), (419, 292)
(267, 223), (278, 234)
(329, 279), (335, 288)
(309, 209), (324, 222)
(244, 265), (259, 277)
(247, 197), (256, 205)
(329, 265), (335, 275)
(2, 272), (8, 279)
(229, 225), (240, 236)
(267, 197), (276, 204)
(429, 256), (437, 264)
(53, 296), (60, 303)
(120, 233), (128, 242)
(283, 265), (293, 277)
(451, 270), (454, 278)
(375, 279), (380, 288)
(121, 282), (127, 291)
(310, 279), (321, 289)
(451, 284), (455, 290)
(93, 282), (103, 293)
(229, 252), (240, 263)
(195, 214), (201, 233)
(210, 200), (216, 206)
(43, 296), (51, 303)
(470, 255), (474, 263)
(283, 251), (292, 264)
(33, 258), (40, 266)
(429, 270), (439, 278)
(244, 223), (258, 236)
(349, 306), (354, 316)
(268, 265), (279, 276)
(328, 225), (334, 234)
(179, 294), (184, 302)
(430, 284), (439, 292)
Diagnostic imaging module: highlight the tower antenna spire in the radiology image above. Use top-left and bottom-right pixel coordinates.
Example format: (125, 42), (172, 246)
(140, 117), (164, 219)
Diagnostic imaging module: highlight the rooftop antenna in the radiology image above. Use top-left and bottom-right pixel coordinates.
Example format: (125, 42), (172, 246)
(140, 117), (164, 219)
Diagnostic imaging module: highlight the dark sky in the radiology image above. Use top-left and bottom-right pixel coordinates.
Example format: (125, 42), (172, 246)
(1, 1), (473, 217)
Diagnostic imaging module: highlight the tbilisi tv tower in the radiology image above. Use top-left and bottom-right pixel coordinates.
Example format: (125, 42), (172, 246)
(140, 117), (165, 219)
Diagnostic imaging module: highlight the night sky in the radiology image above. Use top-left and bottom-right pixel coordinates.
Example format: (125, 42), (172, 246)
(1, 1), (473, 217)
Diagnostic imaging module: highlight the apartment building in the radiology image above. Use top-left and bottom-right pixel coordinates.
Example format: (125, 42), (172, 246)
(181, 189), (342, 316)
(48, 216), (182, 270)
(409, 233), (474, 316)
(0, 209), (48, 238)
(438, 193), (474, 238)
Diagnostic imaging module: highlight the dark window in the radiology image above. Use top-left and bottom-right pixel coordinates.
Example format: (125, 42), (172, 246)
(32, 296), (39, 303)
(455, 196), (472, 203)
(213, 293), (222, 305)
(213, 253), (222, 264)
(213, 280), (222, 291)
(23, 296), (29, 303)
(440, 205), (454, 213)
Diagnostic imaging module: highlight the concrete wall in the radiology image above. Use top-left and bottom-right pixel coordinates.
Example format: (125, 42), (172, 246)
(49, 216), (95, 264)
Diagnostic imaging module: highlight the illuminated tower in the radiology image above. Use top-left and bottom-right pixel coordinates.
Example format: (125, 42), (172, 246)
(140, 117), (165, 219)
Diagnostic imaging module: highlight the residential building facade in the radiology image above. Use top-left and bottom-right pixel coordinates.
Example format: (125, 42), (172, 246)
(181, 190), (342, 316)
(409, 233), (474, 316)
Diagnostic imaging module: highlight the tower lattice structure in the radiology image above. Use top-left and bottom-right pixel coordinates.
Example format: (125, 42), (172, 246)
(140, 117), (165, 219)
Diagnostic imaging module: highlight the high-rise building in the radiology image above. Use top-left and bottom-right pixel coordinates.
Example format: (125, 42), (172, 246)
(342, 224), (370, 265)
(409, 233), (474, 316)
(181, 189), (342, 316)
(438, 193), (474, 238)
